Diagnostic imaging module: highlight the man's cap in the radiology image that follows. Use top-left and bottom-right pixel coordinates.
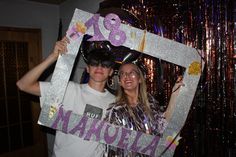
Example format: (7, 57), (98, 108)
(87, 48), (116, 67)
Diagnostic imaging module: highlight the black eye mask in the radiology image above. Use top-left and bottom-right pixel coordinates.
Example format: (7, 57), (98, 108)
(89, 59), (113, 68)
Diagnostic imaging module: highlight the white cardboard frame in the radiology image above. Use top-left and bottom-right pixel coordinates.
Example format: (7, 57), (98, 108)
(38, 9), (204, 157)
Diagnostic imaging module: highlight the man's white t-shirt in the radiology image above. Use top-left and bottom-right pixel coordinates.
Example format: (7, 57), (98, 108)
(40, 81), (115, 157)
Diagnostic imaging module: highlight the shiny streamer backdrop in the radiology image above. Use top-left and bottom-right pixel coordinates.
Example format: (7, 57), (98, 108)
(99, 0), (235, 156)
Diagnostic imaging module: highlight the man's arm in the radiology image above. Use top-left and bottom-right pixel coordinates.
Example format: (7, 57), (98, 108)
(16, 37), (69, 96)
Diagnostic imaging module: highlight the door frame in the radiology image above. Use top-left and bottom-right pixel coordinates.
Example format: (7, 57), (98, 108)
(0, 26), (48, 157)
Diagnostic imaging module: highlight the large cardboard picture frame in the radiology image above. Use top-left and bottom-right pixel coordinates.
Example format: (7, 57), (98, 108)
(38, 9), (204, 156)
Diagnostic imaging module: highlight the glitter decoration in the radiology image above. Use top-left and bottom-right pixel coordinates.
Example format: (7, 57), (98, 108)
(48, 105), (57, 119)
(75, 22), (87, 34)
(188, 61), (201, 75)
(138, 30), (146, 52)
(67, 21), (87, 40)
(165, 133), (182, 150)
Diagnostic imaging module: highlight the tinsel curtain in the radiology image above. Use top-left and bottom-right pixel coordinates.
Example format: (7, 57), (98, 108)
(98, 0), (235, 156)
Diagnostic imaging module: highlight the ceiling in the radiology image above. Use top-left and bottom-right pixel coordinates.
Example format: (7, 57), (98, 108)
(27, 0), (67, 5)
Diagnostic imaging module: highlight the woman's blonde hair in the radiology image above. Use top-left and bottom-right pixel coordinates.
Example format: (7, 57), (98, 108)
(116, 63), (153, 119)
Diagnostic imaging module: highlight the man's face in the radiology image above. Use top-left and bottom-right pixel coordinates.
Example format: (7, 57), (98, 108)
(86, 63), (113, 83)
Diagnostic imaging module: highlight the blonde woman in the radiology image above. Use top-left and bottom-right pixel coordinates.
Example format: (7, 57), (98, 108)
(104, 62), (183, 157)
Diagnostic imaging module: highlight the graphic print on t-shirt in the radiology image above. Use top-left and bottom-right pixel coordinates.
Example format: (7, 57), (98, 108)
(83, 104), (103, 120)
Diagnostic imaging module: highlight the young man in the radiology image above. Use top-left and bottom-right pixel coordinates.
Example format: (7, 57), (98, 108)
(16, 37), (115, 157)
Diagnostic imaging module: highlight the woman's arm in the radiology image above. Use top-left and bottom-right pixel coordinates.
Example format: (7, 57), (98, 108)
(164, 76), (184, 122)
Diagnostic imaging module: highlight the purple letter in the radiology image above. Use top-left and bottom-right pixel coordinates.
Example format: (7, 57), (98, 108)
(141, 136), (160, 157)
(130, 131), (143, 152)
(85, 14), (105, 41)
(104, 124), (119, 144)
(69, 116), (88, 138)
(103, 13), (126, 46)
(51, 107), (72, 133)
(84, 119), (105, 142)
(117, 128), (132, 149)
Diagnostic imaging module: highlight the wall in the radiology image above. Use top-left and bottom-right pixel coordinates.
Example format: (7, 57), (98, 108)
(0, 0), (60, 58)
(0, 0), (59, 156)
(60, 0), (104, 34)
